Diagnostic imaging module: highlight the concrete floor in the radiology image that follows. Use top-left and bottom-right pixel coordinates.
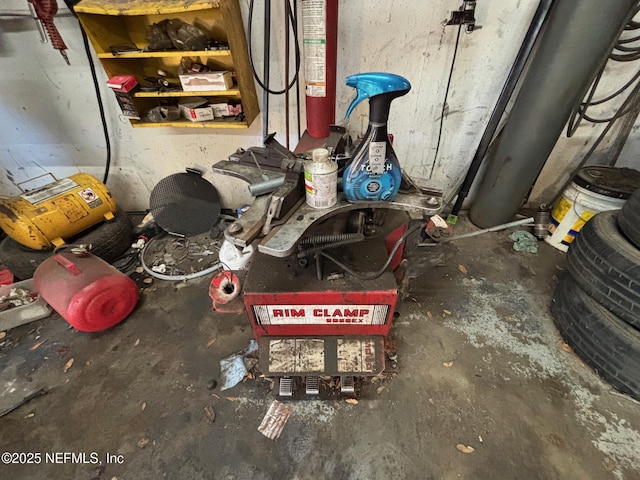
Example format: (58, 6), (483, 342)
(1, 216), (640, 480)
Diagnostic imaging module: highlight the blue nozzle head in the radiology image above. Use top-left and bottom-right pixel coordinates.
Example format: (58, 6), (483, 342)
(344, 72), (411, 119)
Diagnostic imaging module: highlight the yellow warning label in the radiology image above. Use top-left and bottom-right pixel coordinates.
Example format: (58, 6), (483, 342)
(551, 197), (572, 222)
(569, 210), (595, 236)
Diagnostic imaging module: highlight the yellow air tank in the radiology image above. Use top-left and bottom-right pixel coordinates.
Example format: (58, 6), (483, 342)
(0, 173), (117, 250)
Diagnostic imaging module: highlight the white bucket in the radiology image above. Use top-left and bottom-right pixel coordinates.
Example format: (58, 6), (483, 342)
(304, 148), (338, 209)
(545, 181), (626, 252)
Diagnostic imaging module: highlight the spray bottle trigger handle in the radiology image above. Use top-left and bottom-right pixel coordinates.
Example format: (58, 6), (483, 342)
(345, 91), (367, 119)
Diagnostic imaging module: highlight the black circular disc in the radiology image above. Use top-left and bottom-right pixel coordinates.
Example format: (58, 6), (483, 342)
(149, 172), (221, 236)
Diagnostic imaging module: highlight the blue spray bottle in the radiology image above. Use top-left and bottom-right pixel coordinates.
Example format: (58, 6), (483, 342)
(342, 73), (411, 202)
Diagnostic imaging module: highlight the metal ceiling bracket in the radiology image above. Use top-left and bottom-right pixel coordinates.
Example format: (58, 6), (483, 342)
(444, 1), (481, 33)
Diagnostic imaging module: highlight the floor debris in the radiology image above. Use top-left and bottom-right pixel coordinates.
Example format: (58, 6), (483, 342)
(456, 444), (475, 454)
(142, 230), (224, 277)
(0, 287), (37, 310)
(510, 230), (538, 253)
(204, 405), (216, 423)
(258, 400), (291, 440)
(63, 358), (74, 373)
(220, 340), (258, 391)
(137, 438), (150, 449)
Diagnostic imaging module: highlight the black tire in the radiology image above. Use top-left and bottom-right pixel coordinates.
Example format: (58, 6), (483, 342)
(0, 237), (53, 280)
(566, 210), (640, 330)
(0, 211), (132, 279)
(618, 186), (640, 248)
(552, 275), (640, 401)
(70, 210), (133, 262)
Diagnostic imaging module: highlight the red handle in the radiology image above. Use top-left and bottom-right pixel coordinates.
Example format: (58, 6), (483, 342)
(54, 254), (81, 276)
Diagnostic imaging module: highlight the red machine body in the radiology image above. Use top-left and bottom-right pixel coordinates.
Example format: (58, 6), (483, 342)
(243, 211), (409, 379)
(245, 289), (397, 340)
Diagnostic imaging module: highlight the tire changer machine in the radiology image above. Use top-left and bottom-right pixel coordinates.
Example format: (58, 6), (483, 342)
(212, 133), (443, 397)
(213, 73), (443, 397)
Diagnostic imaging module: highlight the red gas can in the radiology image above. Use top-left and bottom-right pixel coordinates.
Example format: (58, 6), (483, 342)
(34, 252), (138, 332)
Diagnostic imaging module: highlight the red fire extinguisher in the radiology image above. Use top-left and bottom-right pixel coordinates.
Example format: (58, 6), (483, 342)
(301, 0), (339, 138)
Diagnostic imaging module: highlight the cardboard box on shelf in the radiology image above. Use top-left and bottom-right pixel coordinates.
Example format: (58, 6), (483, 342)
(179, 71), (233, 92)
(114, 92), (141, 120)
(210, 102), (230, 118)
(106, 75), (139, 93)
(210, 101), (243, 118)
(106, 75), (141, 119)
(178, 97), (214, 122)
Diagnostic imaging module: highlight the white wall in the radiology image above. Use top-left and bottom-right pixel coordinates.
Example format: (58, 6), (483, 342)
(0, 0), (638, 212)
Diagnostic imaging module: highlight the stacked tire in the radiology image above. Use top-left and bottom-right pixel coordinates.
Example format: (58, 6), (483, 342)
(552, 187), (640, 401)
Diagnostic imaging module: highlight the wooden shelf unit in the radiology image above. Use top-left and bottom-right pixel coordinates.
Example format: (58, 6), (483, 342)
(74, 0), (259, 129)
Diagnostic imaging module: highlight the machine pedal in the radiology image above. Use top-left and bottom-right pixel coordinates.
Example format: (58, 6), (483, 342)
(305, 376), (320, 395)
(279, 377), (294, 397)
(340, 375), (355, 394)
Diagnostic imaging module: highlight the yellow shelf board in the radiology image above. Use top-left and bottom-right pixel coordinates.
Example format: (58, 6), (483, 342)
(130, 119), (248, 128)
(134, 88), (240, 98)
(75, 0), (221, 16)
(97, 50), (231, 59)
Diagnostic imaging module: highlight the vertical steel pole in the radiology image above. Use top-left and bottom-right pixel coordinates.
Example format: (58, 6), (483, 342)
(469, 0), (637, 227)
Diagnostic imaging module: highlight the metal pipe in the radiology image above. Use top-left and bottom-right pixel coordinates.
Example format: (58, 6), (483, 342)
(450, 0), (554, 218)
(262, 0), (271, 143)
(439, 217), (534, 242)
(418, 217), (534, 246)
(469, 0), (638, 228)
(248, 176), (286, 196)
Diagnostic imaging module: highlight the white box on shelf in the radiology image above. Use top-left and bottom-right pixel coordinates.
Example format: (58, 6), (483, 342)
(179, 71), (233, 92)
(178, 97), (214, 122)
(211, 102), (231, 118)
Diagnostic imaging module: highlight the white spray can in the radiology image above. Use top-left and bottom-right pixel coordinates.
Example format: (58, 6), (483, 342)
(304, 148), (338, 209)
